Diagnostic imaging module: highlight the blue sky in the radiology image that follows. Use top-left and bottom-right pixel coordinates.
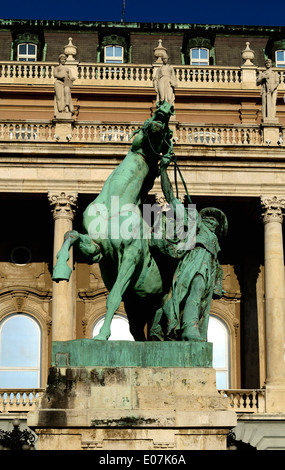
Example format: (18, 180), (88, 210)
(1, 0), (285, 27)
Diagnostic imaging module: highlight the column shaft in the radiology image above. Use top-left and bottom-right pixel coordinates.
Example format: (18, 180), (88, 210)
(49, 192), (77, 342)
(261, 196), (285, 384)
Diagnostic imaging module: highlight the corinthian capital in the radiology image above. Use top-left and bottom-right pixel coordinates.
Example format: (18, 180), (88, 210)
(261, 195), (285, 224)
(48, 191), (78, 220)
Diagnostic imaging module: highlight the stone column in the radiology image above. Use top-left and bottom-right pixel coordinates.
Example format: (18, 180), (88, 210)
(261, 196), (285, 412)
(48, 191), (77, 341)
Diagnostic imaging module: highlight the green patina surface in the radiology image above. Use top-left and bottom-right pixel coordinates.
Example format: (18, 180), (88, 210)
(52, 340), (212, 368)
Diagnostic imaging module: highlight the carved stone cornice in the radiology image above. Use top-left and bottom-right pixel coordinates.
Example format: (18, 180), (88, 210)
(48, 191), (78, 221)
(261, 195), (285, 224)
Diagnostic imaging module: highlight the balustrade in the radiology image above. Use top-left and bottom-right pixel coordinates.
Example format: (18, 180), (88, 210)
(73, 123), (140, 143)
(0, 389), (44, 412)
(177, 124), (263, 145)
(0, 61), (259, 89)
(174, 66), (241, 86)
(1, 59), (285, 96)
(0, 120), (279, 146)
(219, 389), (266, 413)
(0, 62), (55, 84)
(0, 122), (55, 141)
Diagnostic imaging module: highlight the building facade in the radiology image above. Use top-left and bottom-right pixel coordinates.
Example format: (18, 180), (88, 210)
(0, 19), (285, 449)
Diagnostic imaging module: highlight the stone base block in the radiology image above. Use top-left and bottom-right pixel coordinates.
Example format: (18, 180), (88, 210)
(31, 425), (234, 451)
(28, 363), (236, 450)
(53, 118), (74, 141)
(262, 123), (280, 145)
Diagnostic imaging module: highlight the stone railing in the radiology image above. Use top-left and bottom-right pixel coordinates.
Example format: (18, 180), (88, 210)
(174, 65), (242, 87)
(73, 122), (140, 143)
(0, 120), (280, 146)
(219, 389), (266, 413)
(1, 61), (284, 89)
(77, 63), (154, 86)
(0, 389), (44, 413)
(0, 62), (55, 85)
(0, 121), (55, 141)
(176, 124), (264, 145)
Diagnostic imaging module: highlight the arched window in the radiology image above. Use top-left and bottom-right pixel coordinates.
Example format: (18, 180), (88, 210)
(275, 50), (285, 67)
(17, 43), (37, 62)
(190, 47), (209, 66)
(92, 313), (134, 340)
(104, 45), (124, 63)
(208, 315), (230, 389)
(0, 314), (41, 388)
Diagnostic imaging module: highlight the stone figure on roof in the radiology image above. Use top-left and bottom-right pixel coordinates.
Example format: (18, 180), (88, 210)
(153, 54), (177, 106)
(54, 53), (75, 117)
(257, 59), (280, 121)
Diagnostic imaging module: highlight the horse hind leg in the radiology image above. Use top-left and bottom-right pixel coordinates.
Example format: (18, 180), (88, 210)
(53, 230), (102, 281)
(52, 230), (79, 281)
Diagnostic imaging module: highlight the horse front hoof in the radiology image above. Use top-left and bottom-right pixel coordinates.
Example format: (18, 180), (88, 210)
(93, 331), (110, 341)
(52, 264), (72, 281)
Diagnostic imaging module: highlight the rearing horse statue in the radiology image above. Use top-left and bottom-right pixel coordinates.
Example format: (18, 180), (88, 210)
(52, 102), (175, 340)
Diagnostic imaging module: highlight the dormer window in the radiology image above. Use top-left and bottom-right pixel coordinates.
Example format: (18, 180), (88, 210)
(275, 50), (285, 67)
(17, 43), (37, 62)
(190, 47), (209, 66)
(182, 34), (215, 66)
(98, 33), (129, 63)
(104, 45), (124, 63)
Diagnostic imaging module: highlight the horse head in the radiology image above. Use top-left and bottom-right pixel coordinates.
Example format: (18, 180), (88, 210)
(152, 101), (175, 125)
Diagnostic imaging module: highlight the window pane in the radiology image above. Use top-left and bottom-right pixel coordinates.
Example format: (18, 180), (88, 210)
(276, 50), (285, 67)
(18, 44), (27, 54)
(208, 316), (229, 388)
(105, 46), (114, 57)
(216, 371), (227, 390)
(0, 316), (40, 367)
(208, 317), (226, 368)
(191, 49), (199, 59)
(200, 49), (208, 59)
(28, 44), (36, 55)
(114, 46), (123, 57)
(0, 370), (39, 388)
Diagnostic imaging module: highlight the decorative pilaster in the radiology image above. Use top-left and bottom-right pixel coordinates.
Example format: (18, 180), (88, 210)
(48, 192), (77, 342)
(261, 196), (285, 411)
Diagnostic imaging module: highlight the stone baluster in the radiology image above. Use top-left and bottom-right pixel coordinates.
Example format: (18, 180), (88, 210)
(48, 191), (78, 341)
(261, 195), (285, 411)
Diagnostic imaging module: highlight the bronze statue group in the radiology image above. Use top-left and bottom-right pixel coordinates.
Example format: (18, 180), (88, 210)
(53, 99), (228, 343)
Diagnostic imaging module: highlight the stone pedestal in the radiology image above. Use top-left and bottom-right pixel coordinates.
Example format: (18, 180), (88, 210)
(262, 121), (280, 145)
(53, 118), (75, 141)
(28, 341), (236, 450)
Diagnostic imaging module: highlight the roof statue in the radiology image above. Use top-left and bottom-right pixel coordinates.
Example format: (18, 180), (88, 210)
(257, 59), (280, 122)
